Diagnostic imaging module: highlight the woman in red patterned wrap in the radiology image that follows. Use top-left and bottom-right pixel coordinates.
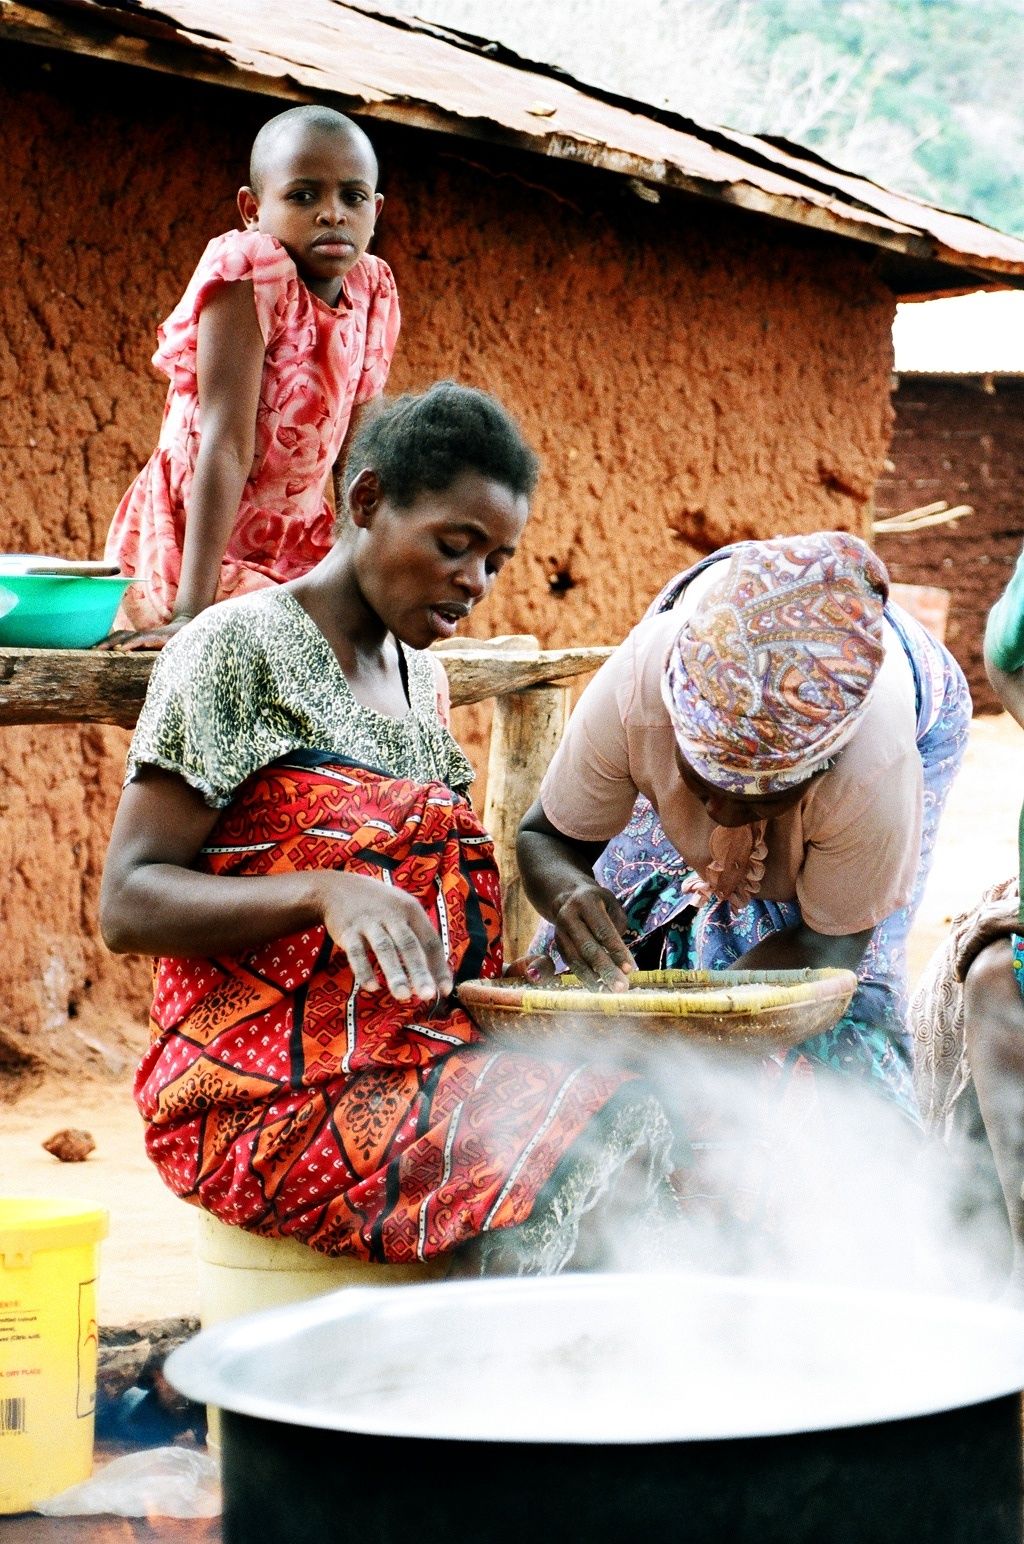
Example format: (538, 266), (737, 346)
(100, 383), (676, 1272)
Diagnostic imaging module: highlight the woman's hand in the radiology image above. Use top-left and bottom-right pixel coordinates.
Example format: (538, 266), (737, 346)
(517, 798), (634, 992)
(549, 879), (637, 992)
(503, 953), (556, 984)
(316, 871), (453, 1003)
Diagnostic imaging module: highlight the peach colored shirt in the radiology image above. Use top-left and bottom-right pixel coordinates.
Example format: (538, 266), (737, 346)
(539, 609), (922, 936)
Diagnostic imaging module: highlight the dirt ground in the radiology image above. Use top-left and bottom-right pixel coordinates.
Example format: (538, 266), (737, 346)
(1, 712), (1020, 1332)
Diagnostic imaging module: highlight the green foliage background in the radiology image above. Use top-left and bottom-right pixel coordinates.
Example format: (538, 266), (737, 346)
(381, 0), (1024, 236)
(748, 0), (1024, 234)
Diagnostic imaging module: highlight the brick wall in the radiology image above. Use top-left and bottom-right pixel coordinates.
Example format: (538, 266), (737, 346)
(875, 376), (1024, 714)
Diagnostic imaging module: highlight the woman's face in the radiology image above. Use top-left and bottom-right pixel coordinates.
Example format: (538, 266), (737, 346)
(350, 469), (529, 649)
(674, 746), (819, 827)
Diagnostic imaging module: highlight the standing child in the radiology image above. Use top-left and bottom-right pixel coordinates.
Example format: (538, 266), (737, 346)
(103, 104), (399, 648)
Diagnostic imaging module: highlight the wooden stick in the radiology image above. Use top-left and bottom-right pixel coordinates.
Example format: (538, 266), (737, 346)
(873, 500), (949, 529)
(483, 684), (571, 961)
(0, 643), (613, 727)
(444, 646), (612, 707)
(873, 503), (974, 534)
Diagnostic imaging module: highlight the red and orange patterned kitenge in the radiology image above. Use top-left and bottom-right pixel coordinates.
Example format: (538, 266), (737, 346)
(135, 753), (630, 1261)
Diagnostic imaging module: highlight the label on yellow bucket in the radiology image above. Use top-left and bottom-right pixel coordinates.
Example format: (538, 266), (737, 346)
(0, 1200), (107, 1514)
(76, 1280), (99, 1420)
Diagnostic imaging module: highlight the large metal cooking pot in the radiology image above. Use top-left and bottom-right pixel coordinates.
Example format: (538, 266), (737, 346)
(167, 1272), (1024, 1544)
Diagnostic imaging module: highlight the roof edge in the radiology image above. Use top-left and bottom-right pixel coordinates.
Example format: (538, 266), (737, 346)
(3, 0), (1024, 289)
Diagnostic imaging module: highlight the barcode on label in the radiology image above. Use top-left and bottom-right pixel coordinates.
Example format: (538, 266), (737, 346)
(0, 1397), (25, 1434)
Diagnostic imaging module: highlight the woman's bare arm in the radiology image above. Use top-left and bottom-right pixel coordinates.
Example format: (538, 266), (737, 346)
(100, 768), (451, 1001)
(731, 921), (873, 975)
(100, 768), (323, 956)
(519, 796), (873, 986)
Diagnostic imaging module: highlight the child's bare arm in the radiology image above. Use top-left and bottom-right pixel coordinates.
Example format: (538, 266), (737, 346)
(104, 283), (266, 651)
(176, 282), (266, 618)
(331, 395), (385, 516)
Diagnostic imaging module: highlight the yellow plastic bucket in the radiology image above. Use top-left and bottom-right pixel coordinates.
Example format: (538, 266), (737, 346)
(195, 1211), (446, 1449)
(0, 1198), (108, 1513)
(195, 1209), (446, 1324)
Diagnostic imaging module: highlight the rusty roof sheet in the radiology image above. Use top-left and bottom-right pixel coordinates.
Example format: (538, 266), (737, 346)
(5, 0), (1024, 289)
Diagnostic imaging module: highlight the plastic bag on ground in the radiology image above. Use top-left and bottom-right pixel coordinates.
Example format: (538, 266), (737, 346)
(36, 1445), (221, 1518)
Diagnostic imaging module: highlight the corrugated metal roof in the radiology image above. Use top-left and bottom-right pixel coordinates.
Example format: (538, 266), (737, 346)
(893, 292), (1024, 375)
(4, 0), (1024, 292)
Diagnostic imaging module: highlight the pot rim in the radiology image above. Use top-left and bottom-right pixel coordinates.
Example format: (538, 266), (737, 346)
(166, 1271), (1024, 1446)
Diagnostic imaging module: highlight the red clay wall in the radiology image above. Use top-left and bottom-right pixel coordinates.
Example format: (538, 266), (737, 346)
(874, 377), (1024, 714)
(0, 46), (897, 1067)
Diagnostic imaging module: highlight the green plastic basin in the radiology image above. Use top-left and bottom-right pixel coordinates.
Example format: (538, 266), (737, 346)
(0, 574), (135, 648)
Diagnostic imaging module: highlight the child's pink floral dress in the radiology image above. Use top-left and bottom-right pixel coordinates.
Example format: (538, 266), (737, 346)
(105, 229), (400, 630)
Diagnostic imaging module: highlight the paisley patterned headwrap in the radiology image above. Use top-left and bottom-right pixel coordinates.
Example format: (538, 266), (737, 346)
(661, 532), (889, 796)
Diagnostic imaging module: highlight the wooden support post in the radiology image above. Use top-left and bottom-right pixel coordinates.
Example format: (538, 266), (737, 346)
(483, 683), (570, 963)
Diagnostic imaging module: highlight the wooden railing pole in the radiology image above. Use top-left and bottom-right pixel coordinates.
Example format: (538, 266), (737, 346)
(483, 683), (570, 963)
(0, 643), (612, 726)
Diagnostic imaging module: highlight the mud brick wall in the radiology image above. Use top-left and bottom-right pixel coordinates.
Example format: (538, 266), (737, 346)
(0, 42), (897, 1062)
(875, 376), (1024, 714)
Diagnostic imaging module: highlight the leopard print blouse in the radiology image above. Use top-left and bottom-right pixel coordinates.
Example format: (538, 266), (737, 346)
(125, 590), (475, 807)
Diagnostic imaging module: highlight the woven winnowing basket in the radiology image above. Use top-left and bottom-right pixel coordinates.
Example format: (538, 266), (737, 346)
(457, 968), (857, 1054)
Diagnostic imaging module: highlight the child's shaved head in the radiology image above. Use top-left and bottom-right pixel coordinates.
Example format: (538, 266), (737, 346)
(249, 106), (378, 196)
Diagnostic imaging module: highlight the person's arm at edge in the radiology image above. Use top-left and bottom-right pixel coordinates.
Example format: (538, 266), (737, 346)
(986, 542), (1024, 688)
(986, 619), (1024, 737)
(985, 548), (1024, 927)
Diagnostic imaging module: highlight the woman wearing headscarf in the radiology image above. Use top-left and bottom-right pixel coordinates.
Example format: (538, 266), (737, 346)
(518, 532), (971, 1120)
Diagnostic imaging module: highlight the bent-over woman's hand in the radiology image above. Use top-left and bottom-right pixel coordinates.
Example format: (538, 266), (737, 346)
(318, 871), (453, 1003)
(550, 879), (637, 993)
(503, 953), (557, 984)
